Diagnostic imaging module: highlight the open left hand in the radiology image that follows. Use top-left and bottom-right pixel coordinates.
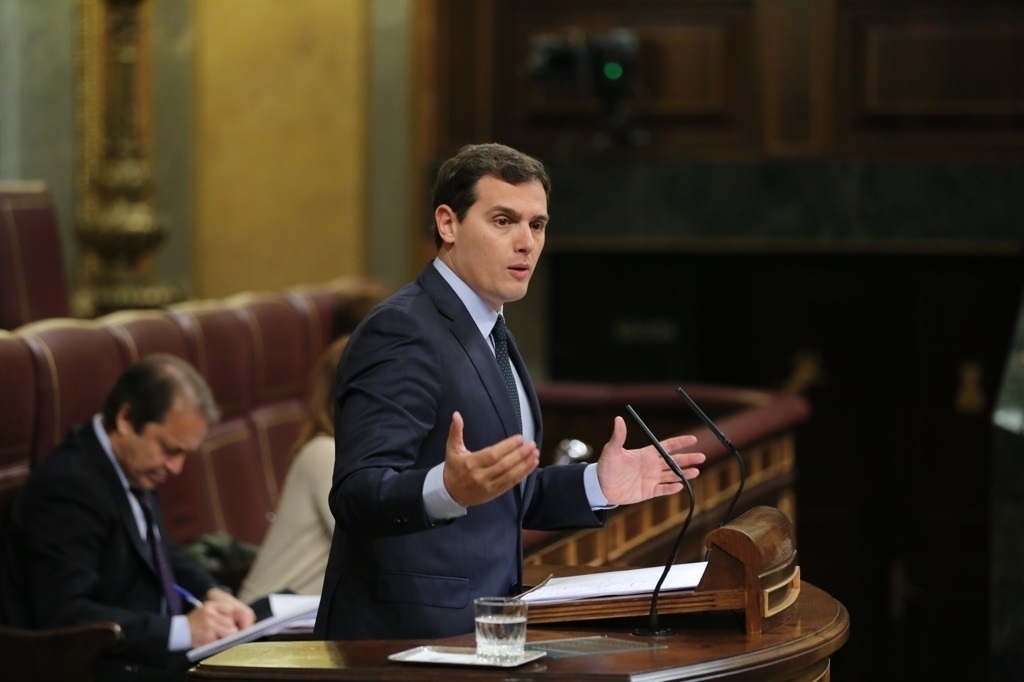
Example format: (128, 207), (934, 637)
(595, 416), (705, 505)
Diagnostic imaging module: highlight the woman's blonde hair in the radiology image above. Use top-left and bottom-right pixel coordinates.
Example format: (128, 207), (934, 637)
(290, 334), (350, 458)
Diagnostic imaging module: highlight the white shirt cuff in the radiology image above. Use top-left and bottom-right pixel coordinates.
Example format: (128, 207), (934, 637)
(584, 463), (616, 509)
(423, 462), (467, 521)
(169, 613), (191, 651)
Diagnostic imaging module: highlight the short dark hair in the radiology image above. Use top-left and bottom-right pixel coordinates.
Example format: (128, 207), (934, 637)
(430, 143), (551, 248)
(101, 354), (220, 433)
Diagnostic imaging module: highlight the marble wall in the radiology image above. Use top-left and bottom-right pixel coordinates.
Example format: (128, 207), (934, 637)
(545, 159), (1024, 244)
(0, 0), (77, 280)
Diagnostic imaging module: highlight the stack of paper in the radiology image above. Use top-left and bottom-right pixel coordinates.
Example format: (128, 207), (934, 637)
(520, 562), (707, 604)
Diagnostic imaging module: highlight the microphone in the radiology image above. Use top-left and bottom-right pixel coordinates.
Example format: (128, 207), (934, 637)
(676, 386), (746, 559)
(625, 404), (694, 637)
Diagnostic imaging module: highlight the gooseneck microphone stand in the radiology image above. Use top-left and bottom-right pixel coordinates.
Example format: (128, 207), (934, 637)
(676, 387), (746, 560)
(625, 405), (695, 637)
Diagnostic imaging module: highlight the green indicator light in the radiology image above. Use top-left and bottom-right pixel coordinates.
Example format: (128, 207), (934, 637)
(603, 62), (624, 81)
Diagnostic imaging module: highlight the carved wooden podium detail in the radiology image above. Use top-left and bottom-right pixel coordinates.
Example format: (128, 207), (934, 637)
(527, 506), (800, 634)
(695, 504), (800, 633)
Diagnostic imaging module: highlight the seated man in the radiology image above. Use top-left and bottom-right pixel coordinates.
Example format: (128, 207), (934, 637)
(1, 354), (255, 681)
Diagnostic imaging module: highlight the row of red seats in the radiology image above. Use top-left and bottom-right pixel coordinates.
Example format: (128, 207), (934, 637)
(0, 279), (390, 551)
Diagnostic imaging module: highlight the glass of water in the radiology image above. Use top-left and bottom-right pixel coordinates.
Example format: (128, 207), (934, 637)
(474, 596), (528, 664)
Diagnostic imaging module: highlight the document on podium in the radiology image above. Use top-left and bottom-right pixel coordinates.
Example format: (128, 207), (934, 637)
(520, 562), (708, 604)
(186, 594), (319, 663)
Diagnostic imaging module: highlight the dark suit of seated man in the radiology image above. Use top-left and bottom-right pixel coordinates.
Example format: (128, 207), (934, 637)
(1, 354), (255, 681)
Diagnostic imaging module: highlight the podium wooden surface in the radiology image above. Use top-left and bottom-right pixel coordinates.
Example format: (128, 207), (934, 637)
(527, 506), (802, 635)
(187, 582), (848, 681)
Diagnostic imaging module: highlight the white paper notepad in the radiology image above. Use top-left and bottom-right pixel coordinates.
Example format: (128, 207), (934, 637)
(186, 594), (319, 663)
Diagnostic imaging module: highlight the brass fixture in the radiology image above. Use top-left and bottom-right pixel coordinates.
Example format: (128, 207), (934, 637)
(73, 0), (183, 318)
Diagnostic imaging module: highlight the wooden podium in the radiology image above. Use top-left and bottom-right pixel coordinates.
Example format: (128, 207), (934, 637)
(189, 506), (848, 681)
(527, 505), (801, 634)
(188, 586), (848, 681)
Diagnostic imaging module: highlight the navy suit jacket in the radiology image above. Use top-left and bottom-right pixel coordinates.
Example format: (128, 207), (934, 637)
(315, 264), (604, 639)
(0, 423), (218, 678)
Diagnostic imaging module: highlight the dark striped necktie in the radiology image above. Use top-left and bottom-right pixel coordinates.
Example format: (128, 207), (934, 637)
(130, 488), (182, 616)
(492, 315), (522, 431)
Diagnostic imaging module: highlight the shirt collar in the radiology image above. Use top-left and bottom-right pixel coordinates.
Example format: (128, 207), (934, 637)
(92, 413), (131, 492)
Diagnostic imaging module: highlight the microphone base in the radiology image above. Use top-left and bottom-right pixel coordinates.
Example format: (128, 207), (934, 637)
(631, 626), (674, 637)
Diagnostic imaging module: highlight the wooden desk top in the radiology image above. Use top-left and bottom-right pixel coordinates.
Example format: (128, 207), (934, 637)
(188, 582), (848, 681)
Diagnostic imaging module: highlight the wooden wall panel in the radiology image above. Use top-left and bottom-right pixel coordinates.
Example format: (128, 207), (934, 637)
(499, 1), (760, 157)
(864, 25), (1024, 116)
(836, 3), (1024, 157)
(516, 23), (738, 118)
(761, 0), (836, 155)
(430, 0), (1024, 160)
(434, 0), (762, 159)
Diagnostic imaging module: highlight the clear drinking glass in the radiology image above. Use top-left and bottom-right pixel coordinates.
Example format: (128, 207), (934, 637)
(474, 596), (528, 664)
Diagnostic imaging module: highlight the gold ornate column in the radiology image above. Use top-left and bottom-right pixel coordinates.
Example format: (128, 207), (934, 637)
(73, 0), (183, 318)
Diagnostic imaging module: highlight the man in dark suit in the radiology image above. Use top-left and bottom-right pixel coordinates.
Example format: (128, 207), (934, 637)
(315, 143), (706, 640)
(1, 355), (255, 680)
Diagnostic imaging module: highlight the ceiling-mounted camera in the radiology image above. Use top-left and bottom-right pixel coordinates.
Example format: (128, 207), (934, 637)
(528, 28), (647, 146)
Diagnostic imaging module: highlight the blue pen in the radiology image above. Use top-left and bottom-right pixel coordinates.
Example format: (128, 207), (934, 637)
(173, 584), (204, 609)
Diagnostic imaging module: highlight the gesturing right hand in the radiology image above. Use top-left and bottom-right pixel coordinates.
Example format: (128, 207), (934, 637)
(441, 411), (540, 508)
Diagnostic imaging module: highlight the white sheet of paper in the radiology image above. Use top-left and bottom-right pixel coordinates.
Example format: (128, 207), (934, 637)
(186, 595), (320, 662)
(267, 593), (320, 628)
(519, 562), (708, 604)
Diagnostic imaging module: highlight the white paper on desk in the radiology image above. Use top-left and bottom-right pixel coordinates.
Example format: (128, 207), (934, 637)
(519, 562), (708, 604)
(268, 593), (320, 629)
(186, 595), (319, 663)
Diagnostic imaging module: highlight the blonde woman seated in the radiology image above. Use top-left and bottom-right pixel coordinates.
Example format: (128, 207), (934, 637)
(238, 336), (348, 602)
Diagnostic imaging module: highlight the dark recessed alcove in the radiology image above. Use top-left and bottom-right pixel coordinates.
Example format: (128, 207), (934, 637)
(542, 158), (1024, 681)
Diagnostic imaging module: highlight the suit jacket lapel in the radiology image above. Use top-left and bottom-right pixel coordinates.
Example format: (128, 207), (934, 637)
(80, 425), (157, 574)
(419, 266), (524, 439)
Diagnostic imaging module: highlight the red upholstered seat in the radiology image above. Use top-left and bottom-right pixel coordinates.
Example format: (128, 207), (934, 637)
(0, 182), (70, 330)
(228, 293), (319, 502)
(99, 309), (198, 366)
(286, 277), (391, 359)
(156, 302), (275, 546)
(16, 320), (126, 464)
(201, 419), (276, 546)
(247, 401), (306, 503)
(0, 331), (35, 533)
(230, 292), (316, 405)
(166, 302), (255, 420)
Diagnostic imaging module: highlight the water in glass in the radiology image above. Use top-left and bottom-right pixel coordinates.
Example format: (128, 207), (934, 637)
(474, 597), (528, 664)
(475, 612), (527, 663)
